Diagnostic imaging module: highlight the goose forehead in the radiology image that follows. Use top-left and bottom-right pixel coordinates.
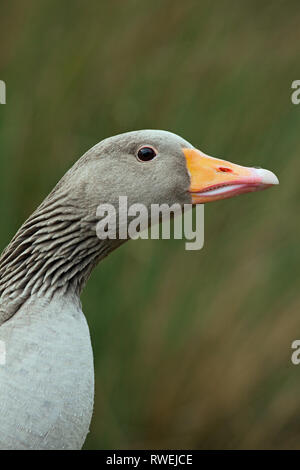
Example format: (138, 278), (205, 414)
(99, 129), (194, 152)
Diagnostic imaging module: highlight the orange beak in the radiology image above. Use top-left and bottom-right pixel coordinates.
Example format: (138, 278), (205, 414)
(183, 148), (279, 204)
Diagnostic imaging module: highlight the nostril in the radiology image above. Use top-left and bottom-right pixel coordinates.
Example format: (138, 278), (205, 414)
(218, 166), (232, 173)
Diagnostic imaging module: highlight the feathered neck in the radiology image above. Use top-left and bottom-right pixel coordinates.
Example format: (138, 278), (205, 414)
(0, 187), (117, 325)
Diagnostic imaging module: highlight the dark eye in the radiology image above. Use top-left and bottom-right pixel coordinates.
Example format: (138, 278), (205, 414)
(137, 146), (157, 162)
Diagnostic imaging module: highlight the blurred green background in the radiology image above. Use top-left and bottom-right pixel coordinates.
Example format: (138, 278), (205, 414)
(1, 0), (300, 449)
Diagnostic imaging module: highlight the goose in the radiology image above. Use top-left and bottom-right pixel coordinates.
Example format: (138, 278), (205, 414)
(0, 130), (279, 450)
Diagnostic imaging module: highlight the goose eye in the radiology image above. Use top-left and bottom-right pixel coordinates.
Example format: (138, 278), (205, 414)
(137, 146), (157, 162)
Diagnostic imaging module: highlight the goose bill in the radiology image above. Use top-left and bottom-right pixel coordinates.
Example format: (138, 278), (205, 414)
(183, 148), (279, 204)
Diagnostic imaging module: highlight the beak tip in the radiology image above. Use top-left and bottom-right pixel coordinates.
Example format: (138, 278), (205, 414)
(254, 168), (279, 186)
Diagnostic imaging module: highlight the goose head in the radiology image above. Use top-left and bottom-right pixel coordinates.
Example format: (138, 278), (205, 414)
(65, 129), (279, 217)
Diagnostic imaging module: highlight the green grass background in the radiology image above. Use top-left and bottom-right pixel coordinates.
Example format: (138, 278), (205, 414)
(0, 0), (300, 449)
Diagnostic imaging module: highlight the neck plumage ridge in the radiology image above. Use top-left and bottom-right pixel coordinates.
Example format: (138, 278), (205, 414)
(0, 188), (112, 325)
